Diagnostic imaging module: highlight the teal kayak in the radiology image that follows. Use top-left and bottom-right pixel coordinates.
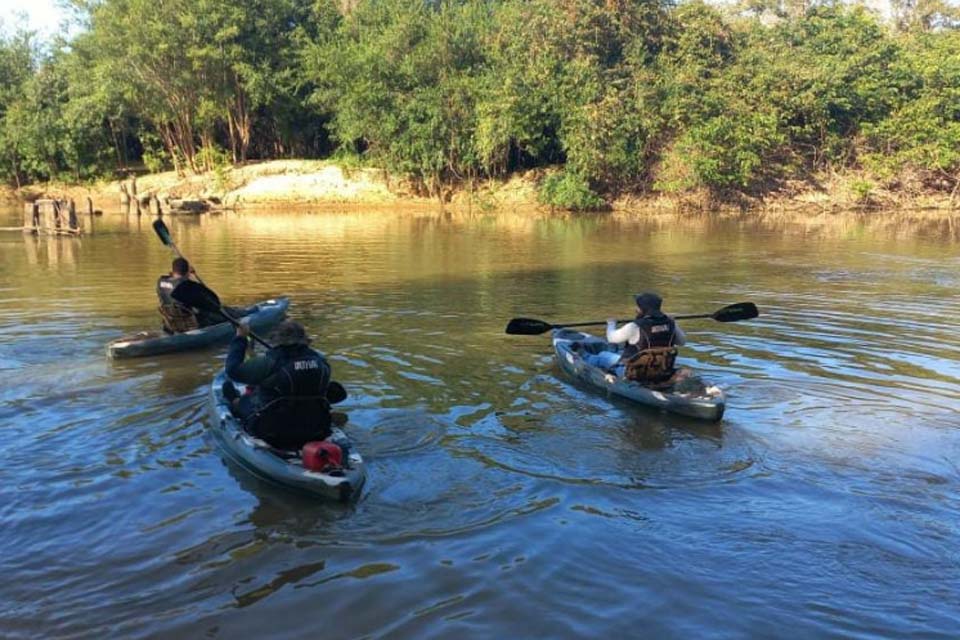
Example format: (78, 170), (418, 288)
(208, 372), (366, 502)
(553, 329), (726, 422)
(107, 297), (289, 358)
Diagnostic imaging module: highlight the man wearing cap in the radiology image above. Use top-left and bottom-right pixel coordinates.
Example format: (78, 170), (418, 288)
(585, 292), (686, 379)
(223, 320), (334, 448)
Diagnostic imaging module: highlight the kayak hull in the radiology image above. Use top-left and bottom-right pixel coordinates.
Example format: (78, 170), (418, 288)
(208, 372), (366, 501)
(552, 329), (726, 422)
(107, 297), (289, 359)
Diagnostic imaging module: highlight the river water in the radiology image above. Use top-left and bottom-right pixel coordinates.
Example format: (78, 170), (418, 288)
(1, 207), (959, 638)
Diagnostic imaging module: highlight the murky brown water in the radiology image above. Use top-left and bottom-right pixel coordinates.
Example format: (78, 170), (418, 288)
(1, 207), (959, 638)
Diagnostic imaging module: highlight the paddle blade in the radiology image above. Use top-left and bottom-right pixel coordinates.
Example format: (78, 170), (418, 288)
(505, 318), (555, 335)
(712, 302), (759, 323)
(326, 381), (348, 404)
(152, 218), (173, 246)
(170, 279), (222, 313)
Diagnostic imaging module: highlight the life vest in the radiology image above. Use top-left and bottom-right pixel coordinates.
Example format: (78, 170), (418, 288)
(259, 345), (331, 402)
(619, 312), (679, 384)
(156, 275), (198, 333)
(247, 345), (333, 449)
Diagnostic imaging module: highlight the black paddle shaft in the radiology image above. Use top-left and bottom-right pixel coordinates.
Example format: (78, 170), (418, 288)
(154, 220), (271, 350)
(154, 219), (352, 404)
(505, 302), (759, 335)
(170, 280), (273, 350)
(153, 219), (271, 350)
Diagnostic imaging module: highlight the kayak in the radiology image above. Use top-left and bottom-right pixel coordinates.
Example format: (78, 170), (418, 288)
(107, 297), (289, 359)
(552, 329), (726, 422)
(208, 372), (366, 502)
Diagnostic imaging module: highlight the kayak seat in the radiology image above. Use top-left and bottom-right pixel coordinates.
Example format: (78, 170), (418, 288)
(623, 346), (678, 386)
(243, 395), (333, 450)
(159, 302), (199, 334)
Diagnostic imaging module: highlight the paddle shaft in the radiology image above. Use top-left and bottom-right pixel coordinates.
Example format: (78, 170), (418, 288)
(552, 312), (714, 330)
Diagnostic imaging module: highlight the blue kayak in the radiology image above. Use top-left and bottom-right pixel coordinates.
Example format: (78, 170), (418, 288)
(107, 297), (289, 358)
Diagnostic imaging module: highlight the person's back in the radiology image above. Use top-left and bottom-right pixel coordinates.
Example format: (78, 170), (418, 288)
(157, 258), (198, 333)
(156, 257), (225, 332)
(225, 321), (333, 449)
(587, 292), (686, 383)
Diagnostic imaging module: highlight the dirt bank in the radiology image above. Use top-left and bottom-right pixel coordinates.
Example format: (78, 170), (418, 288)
(3, 159), (957, 215)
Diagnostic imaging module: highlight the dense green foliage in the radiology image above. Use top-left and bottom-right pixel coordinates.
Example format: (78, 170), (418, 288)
(0, 1), (957, 206)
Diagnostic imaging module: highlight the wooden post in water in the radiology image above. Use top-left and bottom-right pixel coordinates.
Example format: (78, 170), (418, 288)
(68, 199), (80, 233)
(86, 197), (94, 216)
(39, 200), (58, 232)
(23, 202), (39, 233)
(120, 182), (130, 212)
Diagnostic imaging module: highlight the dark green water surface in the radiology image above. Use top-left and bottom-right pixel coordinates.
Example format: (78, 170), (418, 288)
(1, 208), (959, 638)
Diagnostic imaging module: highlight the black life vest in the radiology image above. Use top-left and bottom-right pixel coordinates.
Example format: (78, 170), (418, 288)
(620, 312), (678, 362)
(259, 345), (332, 404)
(248, 345), (333, 448)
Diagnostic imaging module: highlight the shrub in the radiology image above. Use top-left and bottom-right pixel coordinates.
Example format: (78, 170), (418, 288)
(538, 170), (605, 210)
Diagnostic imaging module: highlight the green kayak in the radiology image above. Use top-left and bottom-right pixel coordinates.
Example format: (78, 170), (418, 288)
(107, 297), (289, 359)
(553, 328), (726, 422)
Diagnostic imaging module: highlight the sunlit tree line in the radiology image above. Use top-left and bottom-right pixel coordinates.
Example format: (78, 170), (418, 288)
(0, 0), (957, 207)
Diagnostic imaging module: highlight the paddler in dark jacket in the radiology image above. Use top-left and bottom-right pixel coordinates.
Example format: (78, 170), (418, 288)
(156, 258), (225, 331)
(586, 292), (686, 380)
(223, 320), (334, 449)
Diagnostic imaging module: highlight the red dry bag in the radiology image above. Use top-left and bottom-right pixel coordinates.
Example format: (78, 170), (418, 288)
(302, 441), (343, 472)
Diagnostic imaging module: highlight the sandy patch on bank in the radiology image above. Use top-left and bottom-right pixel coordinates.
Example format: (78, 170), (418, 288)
(224, 163), (407, 205)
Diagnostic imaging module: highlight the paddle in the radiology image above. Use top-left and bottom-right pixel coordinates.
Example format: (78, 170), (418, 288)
(504, 302), (759, 336)
(152, 219), (275, 350)
(152, 218), (204, 281)
(170, 280), (274, 349)
(169, 280), (348, 404)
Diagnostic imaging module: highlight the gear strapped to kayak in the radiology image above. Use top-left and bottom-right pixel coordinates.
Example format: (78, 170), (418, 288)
(554, 329), (725, 421)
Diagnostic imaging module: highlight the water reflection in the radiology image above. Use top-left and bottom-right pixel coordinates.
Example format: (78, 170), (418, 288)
(1, 207), (959, 638)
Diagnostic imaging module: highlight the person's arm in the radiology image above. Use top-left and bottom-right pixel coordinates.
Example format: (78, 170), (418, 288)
(673, 322), (686, 346)
(606, 320), (639, 345)
(225, 326), (273, 383)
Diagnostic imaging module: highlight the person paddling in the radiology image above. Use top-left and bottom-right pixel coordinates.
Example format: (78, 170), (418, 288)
(223, 320), (335, 449)
(585, 292), (686, 383)
(156, 258), (224, 332)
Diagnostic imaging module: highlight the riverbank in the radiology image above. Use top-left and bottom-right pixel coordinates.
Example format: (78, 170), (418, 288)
(3, 159), (957, 215)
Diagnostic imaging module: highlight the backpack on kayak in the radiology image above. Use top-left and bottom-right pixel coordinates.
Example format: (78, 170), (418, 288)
(158, 302), (199, 334)
(623, 346), (678, 385)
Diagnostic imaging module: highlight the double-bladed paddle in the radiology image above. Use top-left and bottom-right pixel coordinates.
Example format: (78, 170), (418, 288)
(152, 218), (272, 345)
(170, 280), (348, 405)
(153, 218), (348, 405)
(504, 302), (759, 336)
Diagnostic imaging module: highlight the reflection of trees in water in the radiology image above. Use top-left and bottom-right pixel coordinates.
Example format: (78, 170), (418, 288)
(22, 235), (82, 269)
